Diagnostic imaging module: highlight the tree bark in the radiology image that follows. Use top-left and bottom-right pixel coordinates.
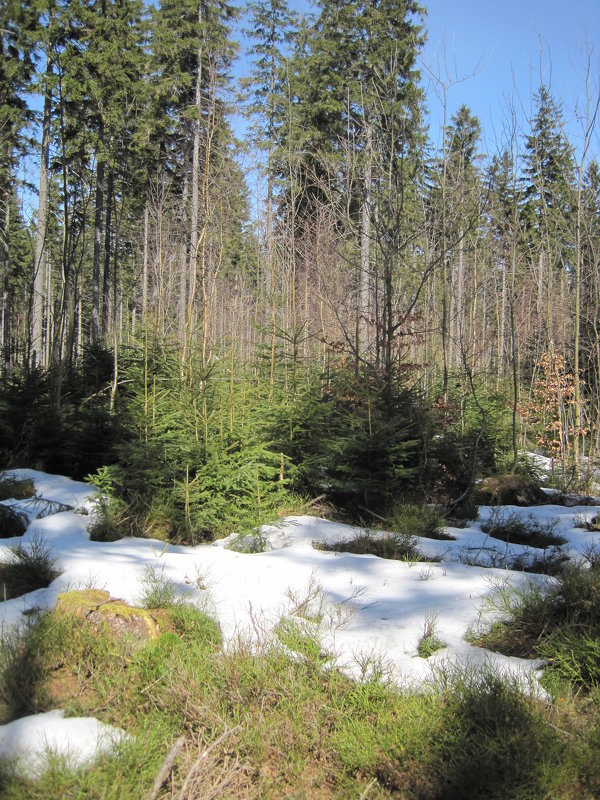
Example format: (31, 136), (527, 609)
(91, 120), (105, 343)
(32, 62), (52, 367)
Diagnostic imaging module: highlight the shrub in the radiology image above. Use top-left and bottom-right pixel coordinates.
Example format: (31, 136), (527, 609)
(0, 536), (59, 600)
(387, 502), (454, 540)
(271, 368), (425, 517)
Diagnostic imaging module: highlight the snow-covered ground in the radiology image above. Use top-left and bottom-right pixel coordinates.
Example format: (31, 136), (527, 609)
(2, 467), (600, 778)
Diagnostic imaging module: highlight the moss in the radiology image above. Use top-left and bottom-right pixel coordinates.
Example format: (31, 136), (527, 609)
(0, 478), (35, 502)
(55, 590), (160, 643)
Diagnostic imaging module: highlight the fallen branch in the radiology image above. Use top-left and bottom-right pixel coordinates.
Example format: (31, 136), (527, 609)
(358, 504), (386, 522)
(148, 735), (185, 800)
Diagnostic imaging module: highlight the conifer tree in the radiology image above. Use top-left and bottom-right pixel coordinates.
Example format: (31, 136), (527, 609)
(0, 0), (37, 369)
(522, 85), (575, 358)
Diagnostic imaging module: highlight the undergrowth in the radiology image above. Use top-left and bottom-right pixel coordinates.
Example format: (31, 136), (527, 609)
(314, 530), (427, 562)
(386, 502), (455, 540)
(0, 584), (598, 798)
(474, 558), (600, 707)
(0, 537), (59, 601)
(480, 509), (567, 548)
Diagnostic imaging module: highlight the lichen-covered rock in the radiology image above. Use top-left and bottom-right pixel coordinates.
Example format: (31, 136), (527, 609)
(55, 590), (160, 645)
(472, 474), (547, 507)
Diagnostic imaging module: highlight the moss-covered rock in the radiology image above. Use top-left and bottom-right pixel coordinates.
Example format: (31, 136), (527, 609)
(55, 589), (160, 645)
(472, 474), (547, 507)
(0, 478), (35, 501)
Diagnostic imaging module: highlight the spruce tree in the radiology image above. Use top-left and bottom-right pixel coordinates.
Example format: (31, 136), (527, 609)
(522, 85), (575, 356)
(0, 0), (38, 369)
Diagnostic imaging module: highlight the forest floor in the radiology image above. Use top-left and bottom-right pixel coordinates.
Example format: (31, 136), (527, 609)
(1, 469), (600, 798)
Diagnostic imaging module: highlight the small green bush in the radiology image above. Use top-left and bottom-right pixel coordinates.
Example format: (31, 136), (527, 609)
(387, 502), (454, 540)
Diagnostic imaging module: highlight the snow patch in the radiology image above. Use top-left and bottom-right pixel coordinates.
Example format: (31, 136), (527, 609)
(0, 709), (129, 779)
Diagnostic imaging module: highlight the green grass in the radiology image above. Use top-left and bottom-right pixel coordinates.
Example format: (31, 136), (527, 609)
(386, 502), (455, 540)
(417, 614), (445, 658)
(1, 584), (600, 799)
(474, 560), (600, 699)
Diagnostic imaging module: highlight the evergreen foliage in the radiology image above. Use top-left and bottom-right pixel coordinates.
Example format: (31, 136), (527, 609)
(269, 365), (424, 515)
(0, 348), (115, 477)
(84, 340), (299, 541)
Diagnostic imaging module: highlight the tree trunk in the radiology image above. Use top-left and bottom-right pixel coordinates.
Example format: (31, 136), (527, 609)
(102, 168), (114, 337)
(91, 120), (105, 343)
(32, 63), (52, 368)
(359, 118), (372, 356)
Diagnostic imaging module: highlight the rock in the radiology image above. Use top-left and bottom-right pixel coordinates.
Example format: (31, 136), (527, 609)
(0, 478), (35, 501)
(55, 589), (160, 646)
(0, 504), (28, 538)
(472, 474), (548, 507)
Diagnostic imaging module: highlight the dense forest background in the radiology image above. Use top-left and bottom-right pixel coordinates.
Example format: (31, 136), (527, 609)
(1, 0), (599, 540)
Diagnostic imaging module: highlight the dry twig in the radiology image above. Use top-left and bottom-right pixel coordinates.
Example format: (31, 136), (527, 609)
(148, 736), (185, 800)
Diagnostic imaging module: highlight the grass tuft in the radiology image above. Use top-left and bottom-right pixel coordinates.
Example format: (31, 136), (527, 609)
(139, 565), (177, 609)
(314, 530), (427, 562)
(480, 509), (567, 548)
(386, 502), (455, 540)
(417, 614), (445, 658)
(0, 536), (59, 601)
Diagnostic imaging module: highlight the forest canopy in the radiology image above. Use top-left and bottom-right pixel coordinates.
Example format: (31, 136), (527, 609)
(1, 0), (599, 538)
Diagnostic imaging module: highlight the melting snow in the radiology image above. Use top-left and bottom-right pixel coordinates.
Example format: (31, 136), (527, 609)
(2, 468), (600, 778)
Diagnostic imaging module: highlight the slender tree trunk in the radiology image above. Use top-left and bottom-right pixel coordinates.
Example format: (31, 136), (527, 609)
(92, 121), (105, 342)
(0, 195), (9, 372)
(142, 202), (148, 321)
(178, 174), (189, 341)
(32, 63), (52, 368)
(359, 118), (372, 355)
(102, 169), (114, 337)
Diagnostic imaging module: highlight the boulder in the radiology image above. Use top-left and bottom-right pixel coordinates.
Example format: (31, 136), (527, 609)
(472, 474), (547, 507)
(55, 589), (160, 645)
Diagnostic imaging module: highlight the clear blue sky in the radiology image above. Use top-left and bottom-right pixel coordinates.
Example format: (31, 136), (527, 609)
(415, 0), (599, 156)
(241, 0), (600, 160)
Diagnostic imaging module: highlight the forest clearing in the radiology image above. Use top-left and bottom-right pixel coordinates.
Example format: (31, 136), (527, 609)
(1, 0), (600, 796)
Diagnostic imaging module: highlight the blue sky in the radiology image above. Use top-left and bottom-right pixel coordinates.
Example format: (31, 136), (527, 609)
(420, 0), (600, 156)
